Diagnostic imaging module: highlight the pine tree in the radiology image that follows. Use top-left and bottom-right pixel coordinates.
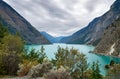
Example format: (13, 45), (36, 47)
(90, 61), (103, 79)
(0, 23), (8, 43)
(53, 47), (88, 79)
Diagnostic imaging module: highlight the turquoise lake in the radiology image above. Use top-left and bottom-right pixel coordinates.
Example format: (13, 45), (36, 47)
(25, 43), (120, 76)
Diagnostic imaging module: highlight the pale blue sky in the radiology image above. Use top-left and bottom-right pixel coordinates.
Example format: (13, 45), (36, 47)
(4, 0), (115, 36)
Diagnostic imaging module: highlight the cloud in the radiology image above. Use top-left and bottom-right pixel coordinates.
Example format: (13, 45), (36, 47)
(3, 0), (115, 36)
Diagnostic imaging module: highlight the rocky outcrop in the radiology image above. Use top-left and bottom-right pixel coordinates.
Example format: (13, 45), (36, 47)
(61, 0), (120, 46)
(94, 17), (120, 57)
(0, 0), (51, 44)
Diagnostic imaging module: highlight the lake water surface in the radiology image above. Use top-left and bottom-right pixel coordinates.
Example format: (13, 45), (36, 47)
(25, 43), (120, 76)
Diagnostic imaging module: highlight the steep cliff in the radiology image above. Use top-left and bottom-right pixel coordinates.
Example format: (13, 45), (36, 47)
(94, 17), (120, 57)
(0, 0), (51, 44)
(61, 0), (120, 46)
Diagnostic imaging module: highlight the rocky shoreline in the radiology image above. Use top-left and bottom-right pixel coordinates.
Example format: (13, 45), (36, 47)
(92, 52), (120, 59)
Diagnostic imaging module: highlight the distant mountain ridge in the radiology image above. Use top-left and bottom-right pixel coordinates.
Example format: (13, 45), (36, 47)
(55, 36), (64, 42)
(40, 31), (64, 43)
(0, 0), (51, 44)
(40, 31), (58, 43)
(61, 0), (120, 45)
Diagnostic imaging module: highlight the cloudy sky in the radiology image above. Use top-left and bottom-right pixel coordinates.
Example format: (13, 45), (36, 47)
(3, 0), (115, 37)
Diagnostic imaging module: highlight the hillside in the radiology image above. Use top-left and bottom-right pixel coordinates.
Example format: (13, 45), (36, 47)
(40, 31), (64, 43)
(0, 0), (51, 44)
(55, 36), (64, 43)
(94, 17), (120, 57)
(40, 31), (58, 43)
(61, 0), (120, 46)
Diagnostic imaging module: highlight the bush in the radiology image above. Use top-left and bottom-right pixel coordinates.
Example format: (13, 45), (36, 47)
(0, 34), (24, 54)
(22, 46), (46, 63)
(2, 54), (21, 75)
(110, 60), (115, 66)
(0, 23), (8, 43)
(18, 46), (47, 77)
(90, 61), (103, 79)
(106, 64), (120, 79)
(0, 56), (7, 75)
(44, 66), (73, 79)
(17, 60), (38, 76)
(105, 64), (110, 69)
(0, 34), (24, 75)
(53, 47), (88, 79)
(27, 58), (52, 78)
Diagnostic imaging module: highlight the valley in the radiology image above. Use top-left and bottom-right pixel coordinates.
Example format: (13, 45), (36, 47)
(0, 0), (120, 79)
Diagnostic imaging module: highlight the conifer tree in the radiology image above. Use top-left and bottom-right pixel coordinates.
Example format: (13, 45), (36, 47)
(90, 61), (102, 79)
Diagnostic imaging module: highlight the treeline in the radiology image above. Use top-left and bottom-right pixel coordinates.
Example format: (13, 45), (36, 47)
(0, 23), (24, 75)
(0, 23), (120, 79)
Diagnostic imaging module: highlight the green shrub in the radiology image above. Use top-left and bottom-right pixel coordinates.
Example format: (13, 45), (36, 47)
(90, 61), (102, 79)
(22, 46), (46, 63)
(0, 34), (24, 75)
(0, 23), (8, 43)
(52, 47), (88, 79)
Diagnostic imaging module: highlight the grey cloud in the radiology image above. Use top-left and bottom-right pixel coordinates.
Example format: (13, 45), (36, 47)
(61, 0), (79, 10)
(85, 0), (103, 12)
(85, 0), (115, 12)
(34, 0), (71, 19)
(35, 17), (81, 36)
(3, 0), (115, 36)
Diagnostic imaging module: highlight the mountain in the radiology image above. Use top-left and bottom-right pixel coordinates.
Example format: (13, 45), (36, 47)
(94, 17), (120, 57)
(40, 31), (64, 43)
(55, 36), (64, 42)
(61, 0), (120, 46)
(40, 31), (58, 43)
(0, 0), (51, 44)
